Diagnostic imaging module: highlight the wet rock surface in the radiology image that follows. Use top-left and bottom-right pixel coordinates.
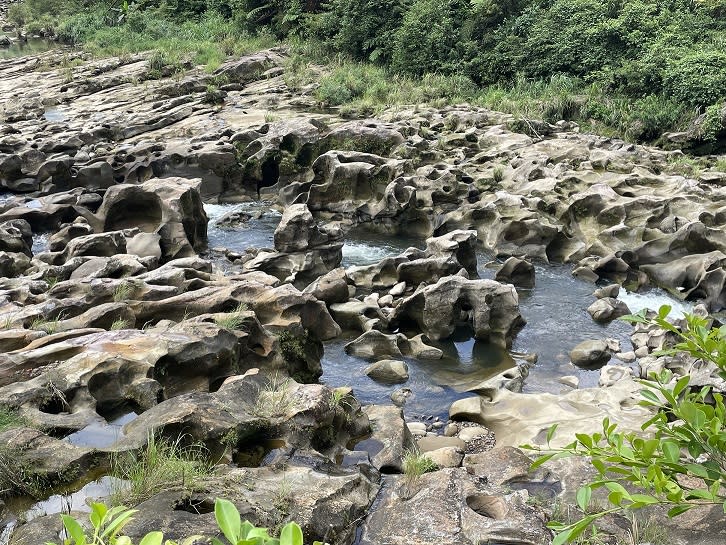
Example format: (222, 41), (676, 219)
(0, 33), (723, 545)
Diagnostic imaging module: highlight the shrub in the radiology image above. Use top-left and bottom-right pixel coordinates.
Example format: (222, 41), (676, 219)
(525, 305), (726, 543)
(110, 434), (213, 506)
(390, 0), (470, 76)
(49, 498), (328, 545)
(663, 50), (726, 108)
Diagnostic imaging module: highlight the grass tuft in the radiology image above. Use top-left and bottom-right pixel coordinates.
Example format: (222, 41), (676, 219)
(110, 433), (214, 507)
(214, 302), (249, 330)
(402, 449), (437, 483)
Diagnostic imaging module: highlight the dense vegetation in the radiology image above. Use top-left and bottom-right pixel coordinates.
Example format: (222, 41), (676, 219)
(7, 0), (726, 146)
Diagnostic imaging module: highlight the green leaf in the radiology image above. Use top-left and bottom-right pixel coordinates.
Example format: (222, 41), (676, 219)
(279, 522), (303, 545)
(101, 509), (136, 538)
(215, 498), (241, 545)
(551, 528), (573, 545)
(90, 503), (108, 529)
(576, 486), (592, 511)
(658, 305), (672, 319)
(640, 389), (660, 404)
(668, 504), (694, 517)
(672, 375), (690, 397)
(60, 515), (86, 545)
(139, 533), (164, 545)
(661, 440), (680, 463)
(547, 423), (559, 445)
(530, 453), (555, 470)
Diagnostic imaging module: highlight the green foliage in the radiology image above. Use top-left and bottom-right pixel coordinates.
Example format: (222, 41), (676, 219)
(49, 499), (326, 545)
(524, 305), (726, 543)
(213, 497), (327, 545)
(663, 51), (726, 109)
(322, 0), (409, 65)
(402, 449), (437, 483)
(110, 434), (213, 506)
(214, 302), (250, 330)
(0, 406), (25, 432)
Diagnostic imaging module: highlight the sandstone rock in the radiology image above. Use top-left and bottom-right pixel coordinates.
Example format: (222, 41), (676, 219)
(570, 339), (612, 369)
(587, 297), (630, 323)
(393, 276), (525, 346)
(495, 256), (535, 288)
(364, 359), (409, 384)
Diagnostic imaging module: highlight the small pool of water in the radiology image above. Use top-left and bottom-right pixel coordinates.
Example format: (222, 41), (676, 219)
(205, 201), (280, 252)
(65, 412), (137, 448)
(31, 233), (49, 255)
(321, 330), (513, 421)
(0, 36), (57, 59)
(43, 107), (69, 122)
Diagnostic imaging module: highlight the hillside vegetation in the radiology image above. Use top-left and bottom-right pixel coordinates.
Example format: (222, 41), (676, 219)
(8, 0), (726, 147)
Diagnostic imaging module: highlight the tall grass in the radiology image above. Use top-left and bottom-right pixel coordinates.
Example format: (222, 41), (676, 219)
(56, 8), (277, 72)
(110, 434), (214, 506)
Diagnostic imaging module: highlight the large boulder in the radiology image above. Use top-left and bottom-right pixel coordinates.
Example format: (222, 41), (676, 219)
(393, 276), (525, 346)
(91, 177), (207, 261)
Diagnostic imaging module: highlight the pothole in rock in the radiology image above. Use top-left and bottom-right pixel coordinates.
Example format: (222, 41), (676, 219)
(466, 494), (508, 520)
(233, 439), (287, 467)
(173, 496), (215, 515)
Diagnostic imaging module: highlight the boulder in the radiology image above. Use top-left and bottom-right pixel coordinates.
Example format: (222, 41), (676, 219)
(495, 257), (535, 288)
(393, 276), (525, 346)
(570, 339), (612, 369)
(587, 297), (630, 323)
(364, 360), (409, 384)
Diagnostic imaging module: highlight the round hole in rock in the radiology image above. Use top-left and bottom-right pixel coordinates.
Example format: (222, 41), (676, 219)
(104, 192), (163, 233)
(466, 494), (507, 520)
(173, 497), (215, 514)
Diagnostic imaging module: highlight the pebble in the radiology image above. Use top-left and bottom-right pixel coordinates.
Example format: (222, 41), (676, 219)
(559, 375), (579, 389)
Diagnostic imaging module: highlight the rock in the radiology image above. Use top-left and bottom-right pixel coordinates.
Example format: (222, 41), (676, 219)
(559, 375), (579, 389)
(587, 297), (630, 323)
(302, 267), (349, 304)
(359, 468), (550, 545)
(569, 339), (612, 369)
(273, 203), (341, 252)
(458, 425), (489, 442)
(363, 405), (416, 473)
(599, 365), (633, 387)
(448, 376), (650, 448)
(426, 446), (464, 468)
(593, 284), (620, 298)
(91, 178), (207, 261)
(406, 422), (427, 436)
(417, 435), (465, 452)
(495, 256), (535, 288)
(364, 359), (409, 384)
(393, 276), (525, 346)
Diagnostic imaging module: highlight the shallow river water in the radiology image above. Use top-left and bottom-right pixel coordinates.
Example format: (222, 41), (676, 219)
(204, 201), (691, 419)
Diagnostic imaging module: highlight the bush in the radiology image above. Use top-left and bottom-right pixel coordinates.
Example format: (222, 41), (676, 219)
(526, 305), (726, 543)
(390, 0), (469, 76)
(664, 50), (726, 108)
(324, 0), (409, 64)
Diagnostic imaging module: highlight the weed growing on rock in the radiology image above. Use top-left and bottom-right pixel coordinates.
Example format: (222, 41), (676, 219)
(278, 330), (307, 365)
(402, 449), (437, 484)
(110, 319), (128, 331)
(0, 406), (25, 433)
(492, 166), (504, 183)
(30, 313), (64, 334)
(0, 445), (42, 499)
(113, 282), (134, 302)
(214, 302), (249, 330)
(252, 374), (295, 419)
(110, 433), (214, 507)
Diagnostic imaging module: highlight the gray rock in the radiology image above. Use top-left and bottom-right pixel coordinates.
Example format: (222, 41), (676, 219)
(364, 359), (409, 384)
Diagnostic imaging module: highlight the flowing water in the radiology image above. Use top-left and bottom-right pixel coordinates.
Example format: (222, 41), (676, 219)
(205, 201), (692, 410)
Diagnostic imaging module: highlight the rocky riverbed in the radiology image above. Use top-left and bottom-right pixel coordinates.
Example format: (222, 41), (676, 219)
(1, 23), (726, 545)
